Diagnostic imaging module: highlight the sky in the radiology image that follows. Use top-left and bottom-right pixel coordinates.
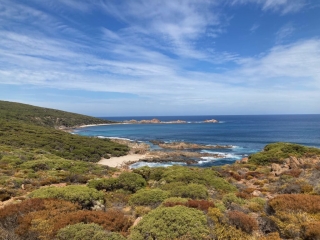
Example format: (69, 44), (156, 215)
(0, 0), (319, 116)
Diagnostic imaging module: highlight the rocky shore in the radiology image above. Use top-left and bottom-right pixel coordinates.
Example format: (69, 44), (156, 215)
(107, 139), (231, 166)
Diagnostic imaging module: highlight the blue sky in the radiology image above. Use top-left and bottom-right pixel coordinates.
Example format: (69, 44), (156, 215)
(0, 0), (319, 116)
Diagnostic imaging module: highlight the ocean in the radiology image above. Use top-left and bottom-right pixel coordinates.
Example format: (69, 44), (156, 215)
(74, 115), (320, 168)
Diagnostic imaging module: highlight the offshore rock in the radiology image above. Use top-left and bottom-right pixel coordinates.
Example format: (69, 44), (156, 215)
(204, 119), (219, 123)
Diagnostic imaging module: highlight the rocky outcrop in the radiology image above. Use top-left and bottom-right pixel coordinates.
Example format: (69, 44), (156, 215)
(123, 119), (187, 124)
(270, 156), (320, 176)
(204, 119), (219, 123)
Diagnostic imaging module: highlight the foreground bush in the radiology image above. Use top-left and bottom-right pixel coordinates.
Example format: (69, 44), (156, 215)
(88, 172), (146, 193)
(268, 194), (320, 213)
(167, 183), (208, 199)
(129, 189), (169, 207)
(160, 166), (236, 193)
(163, 199), (215, 212)
(130, 206), (209, 240)
(56, 222), (126, 240)
(29, 185), (104, 209)
(228, 211), (258, 234)
(0, 198), (75, 230)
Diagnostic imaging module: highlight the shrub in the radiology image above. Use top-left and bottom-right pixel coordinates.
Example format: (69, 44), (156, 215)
(249, 142), (320, 165)
(160, 166), (236, 193)
(88, 172), (146, 193)
(129, 189), (169, 207)
(133, 166), (166, 181)
(228, 211), (258, 234)
(18, 208), (132, 238)
(29, 185), (104, 209)
(56, 222), (126, 240)
(222, 193), (245, 207)
(301, 222), (320, 240)
(169, 183), (208, 199)
(163, 199), (214, 212)
(130, 206), (209, 239)
(0, 198), (80, 239)
(268, 194), (320, 213)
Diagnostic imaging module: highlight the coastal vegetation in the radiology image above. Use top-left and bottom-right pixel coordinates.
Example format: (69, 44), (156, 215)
(1, 101), (320, 239)
(0, 100), (113, 128)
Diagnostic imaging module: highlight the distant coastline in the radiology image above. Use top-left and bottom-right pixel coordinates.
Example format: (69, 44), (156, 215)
(122, 118), (219, 124)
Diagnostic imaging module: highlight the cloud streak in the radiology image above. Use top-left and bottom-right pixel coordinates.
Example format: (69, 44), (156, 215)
(0, 0), (319, 115)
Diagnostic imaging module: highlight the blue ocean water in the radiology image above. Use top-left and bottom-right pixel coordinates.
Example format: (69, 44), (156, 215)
(74, 115), (320, 168)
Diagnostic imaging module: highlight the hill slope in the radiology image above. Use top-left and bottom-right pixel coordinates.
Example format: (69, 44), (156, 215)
(0, 100), (113, 128)
(0, 101), (129, 162)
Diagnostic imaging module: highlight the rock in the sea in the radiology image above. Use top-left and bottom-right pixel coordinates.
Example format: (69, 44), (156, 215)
(204, 119), (219, 123)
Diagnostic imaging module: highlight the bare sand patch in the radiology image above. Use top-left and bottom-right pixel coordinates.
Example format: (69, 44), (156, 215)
(98, 154), (146, 168)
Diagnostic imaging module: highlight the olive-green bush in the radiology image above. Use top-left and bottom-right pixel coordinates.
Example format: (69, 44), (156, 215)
(129, 189), (169, 206)
(88, 172), (146, 193)
(162, 182), (208, 199)
(29, 185), (104, 209)
(130, 206), (209, 240)
(56, 223), (126, 240)
(249, 142), (320, 165)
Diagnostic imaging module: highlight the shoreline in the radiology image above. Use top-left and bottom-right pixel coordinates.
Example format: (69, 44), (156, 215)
(98, 154), (147, 168)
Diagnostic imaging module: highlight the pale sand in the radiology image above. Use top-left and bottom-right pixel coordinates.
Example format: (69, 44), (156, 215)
(98, 154), (146, 168)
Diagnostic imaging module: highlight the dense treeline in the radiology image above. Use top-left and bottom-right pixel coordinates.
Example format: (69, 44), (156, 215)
(0, 100), (113, 128)
(0, 119), (128, 162)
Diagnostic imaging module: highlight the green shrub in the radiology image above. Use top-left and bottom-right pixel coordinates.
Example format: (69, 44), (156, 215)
(222, 193), (245, 207)
(160, 166), (236, 193)
(133, 166), (166, 181)
(56, 222), (126, 240)
(129, 189), (169, 207)
(168, 183), (208, 199)
(130, 206), (209, 240)
(88, 172), (146, 193)
(29, 185), (104, 209)
(249, 142), (320, 165)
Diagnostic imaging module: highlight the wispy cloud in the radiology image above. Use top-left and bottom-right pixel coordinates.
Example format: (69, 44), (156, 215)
(0, 0), (319, 115)
(231, 0), (307, 14)
(275, 23), (295, 44)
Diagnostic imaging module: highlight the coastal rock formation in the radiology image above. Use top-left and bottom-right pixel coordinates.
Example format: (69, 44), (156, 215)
(123, 119), (187, 124)
(204, 119), (219, 123)
(122, 118), (220, 124)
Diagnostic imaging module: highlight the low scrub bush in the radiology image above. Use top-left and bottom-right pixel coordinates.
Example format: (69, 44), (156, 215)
(130, 206), (209, 239)
(249, 142), (320, 165)
(56, 222), (126, 240)
(129, 189), (169, 207)
(301, 221), (320, 240)
(88, 172), (146, 193)
(222, 193), (245, 207)
(268, 194), (320, 213)
(29, 185), (104, 209)
(228, 210), (258, 234)
(168, 183), (208, 199)
(163, 199), (215, 212)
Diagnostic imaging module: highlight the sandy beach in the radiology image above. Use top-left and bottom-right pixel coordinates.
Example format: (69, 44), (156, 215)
(98, 154), (146, 168)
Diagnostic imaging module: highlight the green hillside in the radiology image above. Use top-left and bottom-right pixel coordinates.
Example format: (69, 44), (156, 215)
(0, 101), (129, 162)
(0, 100), (113, 128)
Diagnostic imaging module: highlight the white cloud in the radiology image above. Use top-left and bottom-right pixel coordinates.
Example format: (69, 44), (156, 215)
(0, 0), (319, 115)
(231, 0), (306, 14)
